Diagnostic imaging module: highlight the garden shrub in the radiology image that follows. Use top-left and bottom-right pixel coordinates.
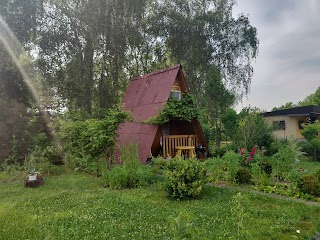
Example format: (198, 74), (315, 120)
(59, 108), (131, 173)
(165, 158), (207, 200)
(298, 174), (320, 196)
(287, 169), (301, 189)
(250, 161), (262, 182)
(151, 157), (168, 174)
(205, 158), (226, 183)
(260, 160), (272, 177)
(235, 168), (252, 184)
(271, 147), (293, 180)
(222, 151), (241, 183)
(265, 138), (288, 156)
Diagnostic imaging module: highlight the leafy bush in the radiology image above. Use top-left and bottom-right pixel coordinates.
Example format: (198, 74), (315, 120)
(235, 168), (252, 184)
(265, 138), (288, 156)
(301, 120), (320, 161)
(59, 108), (131, 173)
(271, 147), (293, 180)
(209, 143), (238, 158)
(271, 139), (305, 181)
(222, 151), (241, 183)
(165, 158), (207, 200)
(260, 160), (272, 177)
(287, 169), (301, 189)
(151, 157), (168, 174)
(239, 112), (273, 150)
(205, 158), (226, 183)
(298, 174), (320, 196)
(298, 140), (320, 161)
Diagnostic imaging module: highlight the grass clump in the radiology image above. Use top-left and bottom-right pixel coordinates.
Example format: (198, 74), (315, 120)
(104, 144), (154, 189)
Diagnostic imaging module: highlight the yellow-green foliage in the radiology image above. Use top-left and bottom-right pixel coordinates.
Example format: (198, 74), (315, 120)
(165, 158), (207, 200)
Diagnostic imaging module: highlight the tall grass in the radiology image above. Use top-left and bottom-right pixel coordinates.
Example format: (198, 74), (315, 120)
(104, 144), (154, 189)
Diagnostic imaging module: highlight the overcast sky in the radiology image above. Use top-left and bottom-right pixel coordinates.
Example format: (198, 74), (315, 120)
(233, 0), (320, 111)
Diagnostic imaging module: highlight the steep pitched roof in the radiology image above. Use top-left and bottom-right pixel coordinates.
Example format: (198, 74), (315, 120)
(121, 64), (186, 122)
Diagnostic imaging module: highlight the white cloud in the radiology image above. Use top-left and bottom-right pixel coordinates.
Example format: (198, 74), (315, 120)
(234, 0), (320, 111)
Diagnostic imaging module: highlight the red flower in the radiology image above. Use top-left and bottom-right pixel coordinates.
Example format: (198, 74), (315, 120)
(240, 147), (245, 155)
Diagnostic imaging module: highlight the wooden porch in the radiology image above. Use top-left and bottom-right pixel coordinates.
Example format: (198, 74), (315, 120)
(162, 134), (199, 158)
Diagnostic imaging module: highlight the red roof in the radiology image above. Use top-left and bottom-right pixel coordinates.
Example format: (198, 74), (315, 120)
(121, 64), (182, 122)
(115, 64), (204, 163)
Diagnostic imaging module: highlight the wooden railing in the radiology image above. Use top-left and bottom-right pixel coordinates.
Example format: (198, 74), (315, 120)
(162, 135), (198, 158)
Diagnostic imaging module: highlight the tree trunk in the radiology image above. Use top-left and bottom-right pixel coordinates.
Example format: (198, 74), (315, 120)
(215, 120), (221, 148)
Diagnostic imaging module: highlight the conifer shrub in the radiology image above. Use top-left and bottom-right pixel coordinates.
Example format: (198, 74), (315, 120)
(165, 158), (207, 200)
(298, 174), (320, 196)
(235, 168), (252, 184)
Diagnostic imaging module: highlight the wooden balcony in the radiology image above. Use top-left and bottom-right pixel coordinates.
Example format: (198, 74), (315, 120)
(162, 134), (199, 158)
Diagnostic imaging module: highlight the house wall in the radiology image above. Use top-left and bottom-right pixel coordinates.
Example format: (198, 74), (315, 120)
(264, 115), (318, 140)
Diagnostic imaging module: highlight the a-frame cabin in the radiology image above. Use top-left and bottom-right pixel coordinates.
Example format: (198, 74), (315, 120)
(115, 64), (206, 163)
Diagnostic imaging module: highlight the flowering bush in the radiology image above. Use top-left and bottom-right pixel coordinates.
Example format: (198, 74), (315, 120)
(240, 147), (257, 165)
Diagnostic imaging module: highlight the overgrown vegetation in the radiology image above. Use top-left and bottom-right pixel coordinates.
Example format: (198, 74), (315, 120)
(104, 144), (154, 189)
(59, 108), (131, 173)
(145, 94), (199, 125)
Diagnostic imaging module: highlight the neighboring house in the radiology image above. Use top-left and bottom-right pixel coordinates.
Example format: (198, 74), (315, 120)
(115, 64), (206, 163)
(263, 105), (320, 140)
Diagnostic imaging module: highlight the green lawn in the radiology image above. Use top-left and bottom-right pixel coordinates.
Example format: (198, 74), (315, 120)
(1, 169), (320, 239)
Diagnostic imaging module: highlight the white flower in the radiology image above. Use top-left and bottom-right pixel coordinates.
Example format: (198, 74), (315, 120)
(296, 230), (300, 234)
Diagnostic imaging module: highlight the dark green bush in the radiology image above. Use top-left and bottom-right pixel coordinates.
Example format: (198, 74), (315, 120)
(298, 174), (320, 196)
(235, 168), (252, 184)
(260, 160), (272, 177)
(316, 169), (320, 183)
(298, 141), (320, 161)
(165, 158), (207, 200)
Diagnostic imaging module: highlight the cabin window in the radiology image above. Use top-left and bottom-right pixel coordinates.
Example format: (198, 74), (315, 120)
(170, 90), (181, 100)
(273, 120), (285, 130)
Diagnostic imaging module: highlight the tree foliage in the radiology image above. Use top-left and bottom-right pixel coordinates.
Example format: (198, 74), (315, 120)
(0, 0), (259, 163)
(301, 120), (320, 161)
(239, 110), (273, 150)
(299, 87), (320, 106)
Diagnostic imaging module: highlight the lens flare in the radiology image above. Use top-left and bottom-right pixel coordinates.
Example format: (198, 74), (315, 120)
(0, 15), (41, 107)
(0, 15), (60, 146)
